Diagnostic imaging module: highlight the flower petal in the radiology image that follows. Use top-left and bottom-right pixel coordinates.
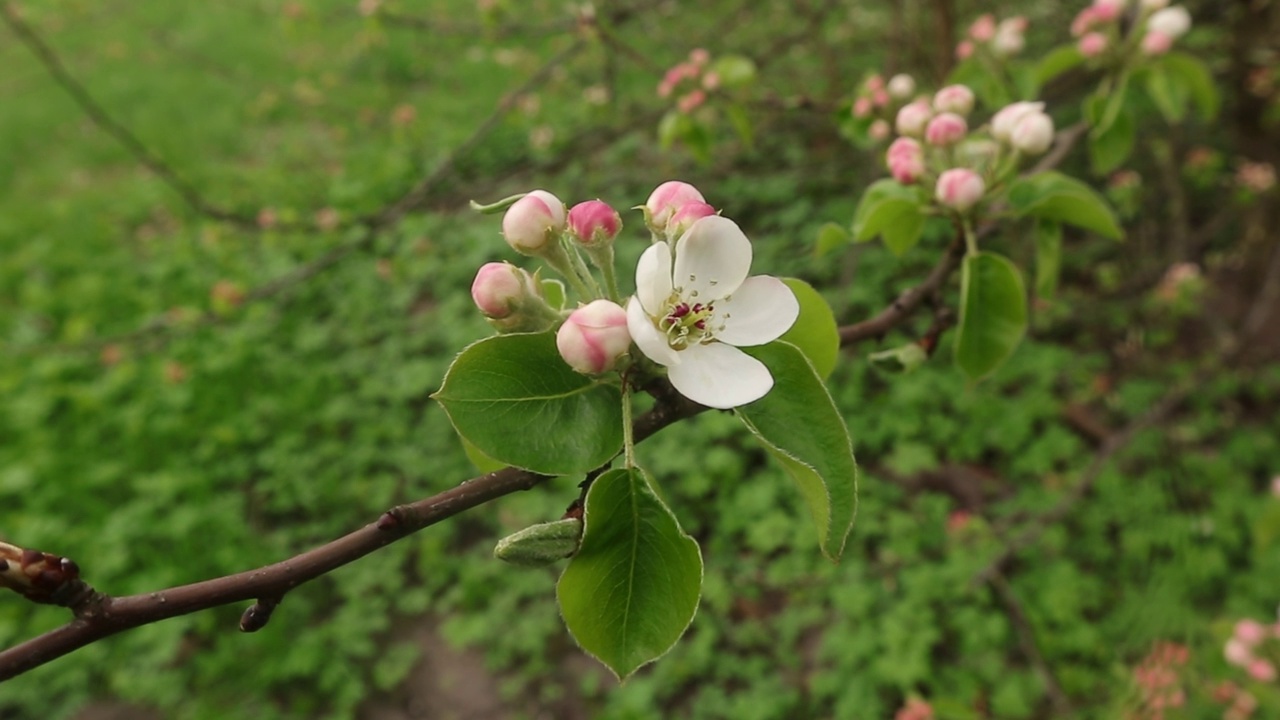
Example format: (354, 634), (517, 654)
(673, 216), (751, 302)
(667, 342), (773, 409)
(713, 275), (800, 347)
(635, 241), (673, 317)
(626, 296), (681, 367)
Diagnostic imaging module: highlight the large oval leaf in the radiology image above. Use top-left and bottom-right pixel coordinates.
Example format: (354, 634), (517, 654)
(557, 468), (702, 681)
(954, 252), (1028, 381)
(779, 278), (839, 380)
(851, 179), (926, 256)
(432, 332), (623, 475)
(1006, 171), (1122, 240)
(737, 342), (858, 560)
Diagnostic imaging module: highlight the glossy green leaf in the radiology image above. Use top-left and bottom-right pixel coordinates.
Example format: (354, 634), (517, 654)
(1034, 220), (1063, 300)
(779, 278), (839, 380)
(1035, 45), (1085, 88)
(1085, 75), (1129, 137)
(461, 436), (507, 473)
(1089, 107), (1135, 175)
(851, 179), (926, 256)
(1160, 52), (1219, 121)
(815, 221), (851, 258)
(557, 468), (702, 680)
(954, 252), (1028, 381)
(433, 332), (623, 475)
(1006, 171), (1123, 240)
(737, 342), (858, 560)
(1144, 66), (1188, 123)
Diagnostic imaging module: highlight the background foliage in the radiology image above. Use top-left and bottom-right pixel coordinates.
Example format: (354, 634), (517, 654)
(2, 0), (1278, 718)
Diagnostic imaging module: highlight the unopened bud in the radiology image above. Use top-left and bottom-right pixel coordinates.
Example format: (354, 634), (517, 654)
(1010, 112), (1054, 155)
(887, 74), (915, 100)
(666, 201), (717, 239)
(1147, 6), (1190, 38)
(925, 113), (968, 147)
(1092, 0), (1125, 22)
(1141, 30), (1173, 55)
(567, 200), (621, 248)
(936, 169), (986, 212)
(956, 40), (975, 60)
(969, 14), (996, 42)
(991, 101), (1045, 143)
(1079, 32), (1108, 58)
(852, 97), (873, 118)
(895, 99), (933, 137)
(556, 300), (631, 374)
(933, 84), (976, 116)
(472, 262), (531, 319)
(992, 20), (1026, 56)
(886, 137), (925, 184)
(644, 181), (705, 233)
(868, 119), (891, 141)
(502, 190), (565, 255)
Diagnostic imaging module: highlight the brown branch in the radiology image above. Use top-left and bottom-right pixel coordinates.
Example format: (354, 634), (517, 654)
(838, 235), (966, 347)
(0, 391), (705, 681)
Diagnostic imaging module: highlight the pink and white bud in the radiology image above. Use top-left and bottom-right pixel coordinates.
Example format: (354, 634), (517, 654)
(934, 84), (976, 116)
(936, 169), (986, 212)
(868, 119), (891, 141)
(1224, 639), (1253, 667)
(701, 71), (721, 91)
(567, 200), (622, 248)
(865, 74), (885, 93)
(1140, 0), (1169, 10)
(556, 299), (631, 374)
(502, 190), (566, 255)
(1071, 7), (1100, 36)
(872, 89), (890, 107)
(853, 96), (873, 118)
(887, 73), (916, 99)
(1141, 31), (1174, 55)
(886, 137), (925, 184)
(1148, 6), (1191, 38)
(645, 181), (706, 232)
(472, 262), (531, 319)
(992, 101), (1046, 143)
(677, 89), (706, 114)
(956, 40), (975, 60)
(926, 113), (968, 147)
(1010, 112), (1055, 155)
(1235, 619), (1268, 646)
(666, 201), (717, 239)
(895, 99), (933, 137)
(689, 48), (710, 66)
(969, 14), (996, 42)
(1079, 32), (1109, 58)
(1092, 0), (1125, 22)
(992, 20), (1026, 56)
(1247, 659), (1278, 683)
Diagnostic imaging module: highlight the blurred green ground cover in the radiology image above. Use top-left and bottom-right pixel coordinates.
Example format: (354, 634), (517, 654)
(2, 0), (1279, 718)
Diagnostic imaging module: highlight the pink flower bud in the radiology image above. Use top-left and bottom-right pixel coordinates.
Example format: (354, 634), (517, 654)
(677, 89), (706, 114)
(502, 190), (565, 255)
(886, 137), (925, 184)
(645, 181), (706, 232)
(865, 74), (885, 93)
(1235, 619), (1268, 645)
(936, 169), (986, 212)
(1141, 30), (1173, 55)
(956, 40), (975, 60)
(1148, 6), (1190, 38)
(568, 200), (622, 247)
(666, 201), (717, 239)
(895, 99), (933, 137)
(887, 73), (915, 99)
(992, 101), (1045, 143)
(969, 14), (996, 41)
(1224, 638), (1252, 667)
(689, 48), (710, 66)
(853, 97), (873, 118)
(701, 71), (721, 90)
(556, 299), (631, 374)
(873, 89), (890, 107)
(1010, 112), (1055, 155)
(1271, 475), (1280, 497)
(933, 84), (976, 115)
(1247, 659), (1277, 683)
(993, 20), (1026, 56)
(926, 113), (968, 146)
(1079, 32), (1108, 57)
(1092, 0), (1124, 23)
(868, 119), (891, 141)
(472, 262), (530, 319)
(1071, 7), (1100, 36)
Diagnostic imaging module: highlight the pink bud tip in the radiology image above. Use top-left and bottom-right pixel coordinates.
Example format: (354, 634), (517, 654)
(886, 137), (925, 184)
(925, 113), (968, 147)
(471, 263), (526, 319)
(502, 190), (565, 254)
(1079, 32), (1108, 58)
(936, 168), (986, 212)
(567, 200), (622, 247)
(645, 181), (706, 231)
(557, 299), (632, 374)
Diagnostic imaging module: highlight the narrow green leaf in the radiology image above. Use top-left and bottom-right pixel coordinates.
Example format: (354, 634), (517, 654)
(737, 342), (858, 560)
(1035, 45), (1085, 88)
(1143, 66), (1187, 123)
(954, 252), (1028, 381)
(815, 221), (851, 258)
(1085, 75), (1129, 137)
(433, 332), (623, 475)
(851, 179), (926, 255)
(725, 103), (754, 148)
(1089, 107), (1135, 175)
(779, 278), (840, 380)
(557, 468), (702, 680)
(1160, 52), (1219, 121)
(1034, 220), (1063, 300)
(1006, 171), (1123, 240)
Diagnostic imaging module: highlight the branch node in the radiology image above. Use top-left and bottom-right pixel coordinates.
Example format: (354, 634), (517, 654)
(239, 597), (281, 633)
(376, 508), (404, 531)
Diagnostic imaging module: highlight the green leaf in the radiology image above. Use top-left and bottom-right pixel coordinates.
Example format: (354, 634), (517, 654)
(557, 468), (702, 680)
(1143, 66), (1188, 123)
(814, 221), (851, 258)
(868, 343), (928, 375)
(954, 252), (1028, 381)
(1035, 45), (1085, 88)
(494, 518), (583, 567)
(851, 179), (926, 256)
(657, 110), (686, 151)
(1034, 220), (1063, 300)
(1160, 52), (1219, 121)
(1088, 107), (1135, 175)
(1006, 171), (1123, 239)
(779, 278), (839, 380)
(1084, 75), (1129, 137)
(725, 103), (754, 148)
(737, 342), (858, 560)
(433, 332), (624, 475)
(711, 54), (757, 88)
(461, 436), (507, 473)
(539, 277), (567, 311)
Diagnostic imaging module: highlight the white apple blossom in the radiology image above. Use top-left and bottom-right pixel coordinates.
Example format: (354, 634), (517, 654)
(626, 215), (799, 409)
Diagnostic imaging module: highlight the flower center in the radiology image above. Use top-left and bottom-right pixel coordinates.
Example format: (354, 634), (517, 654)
(660, 300), (717, 349)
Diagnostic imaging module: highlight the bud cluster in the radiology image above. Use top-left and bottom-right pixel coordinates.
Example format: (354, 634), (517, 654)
(1070, 0), (1194, 61)
(956, 13), (1028, 61)
(880, 82), (1055, 215)
(850, 73), (919, 143)
(657, 48), (719, 114)
(1223, 615), (1280, 684)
